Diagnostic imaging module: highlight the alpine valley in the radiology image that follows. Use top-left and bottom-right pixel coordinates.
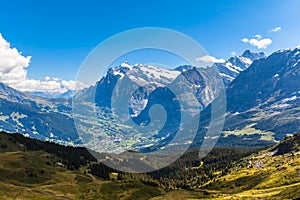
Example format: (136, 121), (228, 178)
(0, 48), (300, 152)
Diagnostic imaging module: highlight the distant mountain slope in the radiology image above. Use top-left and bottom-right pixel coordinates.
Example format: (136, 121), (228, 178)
(0, 82), (78, 143)
(225, 47), (300, 140)
(195, 47), (300, 148)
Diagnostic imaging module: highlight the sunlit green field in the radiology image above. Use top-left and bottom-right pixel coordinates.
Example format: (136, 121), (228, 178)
(1, 131), (299, 200)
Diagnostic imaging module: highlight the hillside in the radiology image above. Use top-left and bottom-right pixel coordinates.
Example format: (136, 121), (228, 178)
(1, 131), (300, 199)
(0, 131), (163, 200)
(200, 133), (300, 199)
(155, 133), (300, 199)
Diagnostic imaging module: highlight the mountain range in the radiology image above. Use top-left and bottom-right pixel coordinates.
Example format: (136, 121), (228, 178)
(0, 49), (299, 152)
(28, 90), (77, 99)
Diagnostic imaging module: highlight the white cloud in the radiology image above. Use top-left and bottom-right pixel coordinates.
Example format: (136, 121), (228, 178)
(230, 51), (236, 56)
(249, 38), (272, 49)
(195, 55), (226, 63)
(242, 38), (249, 43)
(255, 34), (262, 40)
(0, 33), (87, 93)
(10, 77), (87, 93)
(242, 36), (272, 49)
(0, 33), (31, 84)
(269, 26), (282, 33)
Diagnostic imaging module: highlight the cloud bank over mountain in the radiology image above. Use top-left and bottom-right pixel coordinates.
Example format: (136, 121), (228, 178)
(0, 34), (86, 93)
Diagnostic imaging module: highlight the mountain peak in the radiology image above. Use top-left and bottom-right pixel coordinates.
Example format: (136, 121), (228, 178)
(175, 65), (195, 72)
(120, 61), (132, 69)
(241, 50), (265, 61)
(241, 49), (253, 57)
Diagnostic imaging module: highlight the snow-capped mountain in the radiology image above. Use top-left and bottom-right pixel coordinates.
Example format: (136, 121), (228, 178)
(1, 47), (300, 152)
(216, 50), (265, 85)
(73, 62), (224, 152)
(90, 62), (222, 116)
(112, 62), (181, 86)
(91, 62), (179, 112)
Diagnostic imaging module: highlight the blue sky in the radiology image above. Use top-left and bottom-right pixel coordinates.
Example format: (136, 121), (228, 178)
(0, 0), (300, 91)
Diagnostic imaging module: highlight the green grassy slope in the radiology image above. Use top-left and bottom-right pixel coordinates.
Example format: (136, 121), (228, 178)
(1, 131), (300, 200)
(156, 134), (300, 199)
(0, 132), (163, 200)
